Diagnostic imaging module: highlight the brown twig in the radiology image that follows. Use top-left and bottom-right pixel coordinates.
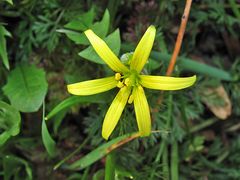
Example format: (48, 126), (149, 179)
(106, 130), (164, 154)
(154, 0), (193, 107)
(166, 0), (193, 76)
(106, 133), (140, 153)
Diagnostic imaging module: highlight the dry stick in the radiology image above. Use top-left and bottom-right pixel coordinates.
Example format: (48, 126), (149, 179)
(106, 133), (140, 153)
(155, 0), (193, 107)
(164, 2), (192, 179)
(166, 0), (193, 76)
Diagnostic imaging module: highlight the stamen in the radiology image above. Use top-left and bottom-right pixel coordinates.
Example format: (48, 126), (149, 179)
(128, 94), (134, 104)
(117, 81), (124, 88)
(124, 78), (131, 86)
(115, 73), (121, 80)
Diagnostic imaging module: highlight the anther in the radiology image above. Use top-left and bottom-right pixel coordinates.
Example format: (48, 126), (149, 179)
(115, 73), (121, 81)
(124, 78), (131, 86)
(128, 94), (134, 104)
(117, 81), (124, 88)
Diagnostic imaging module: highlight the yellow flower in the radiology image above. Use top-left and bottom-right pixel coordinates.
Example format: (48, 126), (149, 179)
(67, 26), (196, 140)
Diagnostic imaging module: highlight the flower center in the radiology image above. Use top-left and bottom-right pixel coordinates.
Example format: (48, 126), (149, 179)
(115, 53), (141, 104)
(115, 69), (140, 89)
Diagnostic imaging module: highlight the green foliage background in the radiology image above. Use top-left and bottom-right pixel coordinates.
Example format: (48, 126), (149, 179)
(0, 0), (240, 179)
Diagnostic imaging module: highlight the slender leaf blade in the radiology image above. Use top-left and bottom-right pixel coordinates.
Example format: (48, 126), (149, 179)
(46, 92), (112, 120)
(42, 118), (57, 157)
(0, 25), (11, 70)
(67, 133), (138, 170)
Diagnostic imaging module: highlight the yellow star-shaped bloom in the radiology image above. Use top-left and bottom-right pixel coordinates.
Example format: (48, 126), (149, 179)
(67, 26), (196, 140)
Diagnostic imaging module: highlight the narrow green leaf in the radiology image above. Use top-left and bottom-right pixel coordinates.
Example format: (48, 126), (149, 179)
(151, 51), (234, 81)
(121, 44), (234, 81)
(67, 133), (138, 170)
(42, 102), (57, 157)
(79, 29), (121, 64)
(0, 25), (11, 70)
(228, 0), (240, 19)
(2, 64), (48, 112)
(46, 92), (112, 120)
(42, 119), (57, 157)
(53, 109), (67, 135)
(0, 101), (21, 146)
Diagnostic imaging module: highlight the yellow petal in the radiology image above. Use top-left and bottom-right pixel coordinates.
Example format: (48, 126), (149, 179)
(130, 26), (156, 72)
(84, 30), (129, 73)
(133, 86), (151, 137)
(67, 76), (117, 95)
(140, 75), (196, 90)
(102, 87), (131, 140)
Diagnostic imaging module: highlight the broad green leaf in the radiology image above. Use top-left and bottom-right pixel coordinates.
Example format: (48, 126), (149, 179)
(67, 133), (139, 170)
(121, 44), (235, 81)
(5, 0), (13, 4)
(64, 7), (95, 31)
(60, 9), (110, 45)
(46, 92), (112, 120)
(0, 101), (21, 146)
(57, 29), (89, 45)
(2, 64), (48, 112)
(42, 118), (57, 157)
(90, 9), (110, 38)
(0, 25), (11, 70)
(79, 29), (121, 64)
(3, 155), (32, 180)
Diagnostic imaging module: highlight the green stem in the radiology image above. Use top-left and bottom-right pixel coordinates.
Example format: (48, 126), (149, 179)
(163, 147), (169, 180)
(155, 94), (172, 161)
(53, 137), (90, 170)
(155, 141), (165, 163)
(105, 151), (116, 180)
(190, 118), (218, 133)
(171, 140), (179, 180)
(150, 93), (173, 179)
